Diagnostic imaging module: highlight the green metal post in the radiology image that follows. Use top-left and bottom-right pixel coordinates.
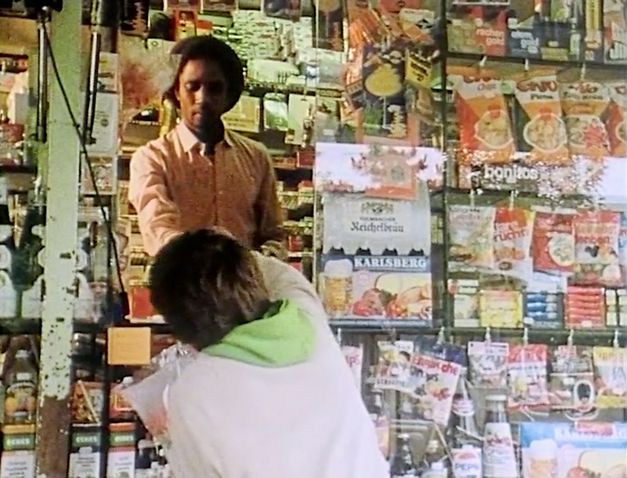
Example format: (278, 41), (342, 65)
(35, 2), (82, 476)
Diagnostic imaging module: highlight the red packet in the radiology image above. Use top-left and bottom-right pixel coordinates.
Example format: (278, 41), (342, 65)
(507, 344), (549, 410)
(129, 285), (155, 320)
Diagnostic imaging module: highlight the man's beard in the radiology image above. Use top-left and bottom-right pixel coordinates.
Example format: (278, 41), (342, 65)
(195, 112), (225, 152)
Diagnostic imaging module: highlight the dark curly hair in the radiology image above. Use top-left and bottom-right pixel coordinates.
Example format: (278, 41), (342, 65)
(163, 36), (245, 113)
(149, 229), (270, 350)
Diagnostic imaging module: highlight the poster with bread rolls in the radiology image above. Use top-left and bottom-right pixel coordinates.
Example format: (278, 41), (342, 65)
(521, 422), (627, 478)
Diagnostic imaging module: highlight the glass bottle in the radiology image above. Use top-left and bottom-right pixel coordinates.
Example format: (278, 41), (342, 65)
(483, 395), (517, 478)
(366, 389), (391, 459)
(4, 349), (38, 424)
(423, 439), (446, 467)
(451, 371), (481, 447)
(390, 433), (418, 478)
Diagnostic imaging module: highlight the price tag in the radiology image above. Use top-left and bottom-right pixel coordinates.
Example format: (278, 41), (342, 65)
(107, 327), (151, 365)
(0, 178), (7, 205)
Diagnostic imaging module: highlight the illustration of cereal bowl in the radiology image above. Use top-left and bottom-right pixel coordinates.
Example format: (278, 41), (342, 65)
(615, 119), (626, 145)
(474, 108), (513, 149)
(565, 115), (609, 148)
(523, 113), (568, 152)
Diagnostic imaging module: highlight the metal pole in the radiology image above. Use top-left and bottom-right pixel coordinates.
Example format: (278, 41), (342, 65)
(36, 1), (82, 476)
(36, 19), (48, 143)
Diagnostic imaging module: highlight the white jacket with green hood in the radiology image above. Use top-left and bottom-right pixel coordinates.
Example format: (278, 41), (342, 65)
(166, 254), (389, 478)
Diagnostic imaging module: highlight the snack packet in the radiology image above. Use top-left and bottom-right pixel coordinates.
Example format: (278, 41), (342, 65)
(549, 345), (595, 412)
(479, 290), (523, 328)
(493, 207), (535, 281)
(565, 286), (605, 329)
(454, 71), (514, 164)
(449, 205), (496, 271)
(507, 344), (550, 410)
(532, 211), (576, 275)
(593, 346), (627, 408)
(573, 210), (621, 286)
(514, 72), (569, 164)
(467, 341), (509, 388)
(560, 81), (611, 159)
(604, 81), (627, 157)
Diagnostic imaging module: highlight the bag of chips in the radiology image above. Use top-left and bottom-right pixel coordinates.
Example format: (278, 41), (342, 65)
(493, 207), (535, 281)
(454, 71), (514, 164)
(514, 72), (569, 164)
(573, 210), (621, 286)
(449, 205), (496, 271)
(604, 81), (627, 157)
(560, 81), (611, 159)
(532, 211), (576, 275)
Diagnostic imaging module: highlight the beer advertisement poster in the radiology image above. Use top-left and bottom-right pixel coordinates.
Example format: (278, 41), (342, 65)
(318, 254), (432, 324)
(321, 193), (431, 256)
(315, 142), (444, 197)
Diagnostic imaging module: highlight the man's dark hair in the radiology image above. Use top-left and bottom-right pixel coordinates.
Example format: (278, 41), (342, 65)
(149, 229), (270, 350)
(163, 36), (245, 112)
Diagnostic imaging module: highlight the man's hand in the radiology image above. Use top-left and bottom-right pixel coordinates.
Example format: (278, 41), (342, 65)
(260, 240), (288, 261)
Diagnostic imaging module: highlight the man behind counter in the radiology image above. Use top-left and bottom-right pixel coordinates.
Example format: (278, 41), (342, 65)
(129, 36), (285, 257)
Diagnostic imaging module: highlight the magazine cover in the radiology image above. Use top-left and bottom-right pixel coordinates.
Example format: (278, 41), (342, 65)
(402, 353), (462, 425)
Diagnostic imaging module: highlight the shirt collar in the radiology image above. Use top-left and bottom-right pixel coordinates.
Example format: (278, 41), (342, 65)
(176, 121), (234, 154)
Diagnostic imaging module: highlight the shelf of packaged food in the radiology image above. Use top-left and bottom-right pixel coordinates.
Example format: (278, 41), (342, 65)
(0, 318), (41, 334)
(448, 326), (625, 342)
(0, 164), (37, 175)
(446, 51), (627, 71)
(288, 251), (313, 259)
(245, 81), (343, 98)
(445, 187), (593, 204)
(328, 319), (438, 331)
(273, 162), (313, 172)
(73, 322), (107, 334)
(122, 321), (173, 333)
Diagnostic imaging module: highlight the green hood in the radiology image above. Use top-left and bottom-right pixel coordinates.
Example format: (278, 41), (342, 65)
(202, 300), (315, 367)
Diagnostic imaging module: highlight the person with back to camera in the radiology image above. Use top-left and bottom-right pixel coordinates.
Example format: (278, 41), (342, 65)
(129, 36), (285, 258)
(149, 228), (390, 478)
